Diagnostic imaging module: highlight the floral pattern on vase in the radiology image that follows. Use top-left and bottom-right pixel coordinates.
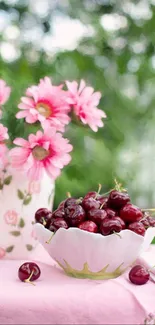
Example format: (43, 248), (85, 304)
(0, 168), (54, 259)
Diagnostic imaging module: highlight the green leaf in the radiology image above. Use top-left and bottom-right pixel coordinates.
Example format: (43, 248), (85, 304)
(4, 175), (12, 185)
(18, 218), (25, 228)
(23, 196), (32, 205)
(17, 189), (24, 200)
(26, 244), (33, 251)
(151, 237), (155, 244)
(10, 230), (21, 236)
(6, 245), (14, 253)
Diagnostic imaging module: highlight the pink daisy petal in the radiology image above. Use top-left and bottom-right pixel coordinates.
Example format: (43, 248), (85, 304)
(0, 123), (9, 141)
(25, 114), (38, 124)
(13, 138), (30, 148)
(78, 79), (86, 94)
(45, 161), (61, 179)
(16, 111), (29, 119)
(65, 81), (78, 94)
(27, 162), (43, 181)
(0, 79), (11, 107)
(10, 147), (30, 167)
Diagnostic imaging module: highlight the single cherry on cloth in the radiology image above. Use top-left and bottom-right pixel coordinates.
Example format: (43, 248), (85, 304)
(65, 204), (86, 226)
(100, 217), (123, 236)
(129, 265), (150, 285)
(82, 197), (100, 212)
(128, 221), (145, 236)
(87, 209), (107, 225)
(48, 218), (68, 232)
(35, 208), (52, 225)
(108, 190), (130, 209)
(78, 220), (98, 233)
(120, 204), (143, 223)
(18, 262), (41, 285)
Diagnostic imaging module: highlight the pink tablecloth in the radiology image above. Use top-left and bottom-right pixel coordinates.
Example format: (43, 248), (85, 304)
(0, 244), (155, 325)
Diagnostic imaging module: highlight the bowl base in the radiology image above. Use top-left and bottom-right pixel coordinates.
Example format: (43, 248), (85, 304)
(56, 259), (126, 280)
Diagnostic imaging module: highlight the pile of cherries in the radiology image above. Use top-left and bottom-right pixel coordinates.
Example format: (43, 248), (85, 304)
(34, 183), (155, 237)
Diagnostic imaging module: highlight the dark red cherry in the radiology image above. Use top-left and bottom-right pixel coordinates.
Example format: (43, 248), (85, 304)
(52, 208), (65, 219)
(129, 265), (150, 285)
(64, 205), (86, 226)
(100, 217), (122, 236)
(18, 262), (41, 284)
(114, 216), (126, 229)
(104, 208), (117, 219)
(141, 215), (150, 228)
(48, 218), (68, 232)
(141, 213), (155, 227)
(108, 190), (130, 209)
(97, 196), (108, 208)
(148, 216), (155, 227)
(78, 220), (98, 233)
(120, 204), (143, 223)
(82, 197), (100, 211)
(87, 209), (107, 225)
(58, 200), (66, 209)
(35, 208), (52, 225)
(128, 221), (145, 236)
(64, 197), (78, 208)
(84, 191), (98, 200)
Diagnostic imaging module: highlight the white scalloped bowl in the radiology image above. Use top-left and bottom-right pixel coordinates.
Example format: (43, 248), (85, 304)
(34, 223), (155, 279)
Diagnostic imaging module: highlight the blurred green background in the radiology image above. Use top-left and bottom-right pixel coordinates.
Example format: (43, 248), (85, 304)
(1, 0), (155, 209)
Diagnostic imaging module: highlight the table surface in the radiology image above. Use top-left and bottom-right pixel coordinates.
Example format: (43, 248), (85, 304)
(0, 244), (155, 325)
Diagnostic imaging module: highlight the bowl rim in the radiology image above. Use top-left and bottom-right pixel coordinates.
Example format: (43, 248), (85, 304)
(34, 222), (154, 241)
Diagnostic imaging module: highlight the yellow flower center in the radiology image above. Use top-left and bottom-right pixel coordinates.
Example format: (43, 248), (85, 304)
(36, 102), (51, 118)
(32, 146), (49, 161)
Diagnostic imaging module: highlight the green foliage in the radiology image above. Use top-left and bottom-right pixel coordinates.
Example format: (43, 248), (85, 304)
(1, 0), (155, 209)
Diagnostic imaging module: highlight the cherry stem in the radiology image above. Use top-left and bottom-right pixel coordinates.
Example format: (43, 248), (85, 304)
(148, 265), (155, 273)
(95, 184), (102, 199)
(114, 178), (127, 193)
(66, 192), (71, 198)
(150, 275), (155, 283)
(100, 202), (106, 209)
(100, 189), (114, 197)
(76, 197), (83, 204)
(142, 209), (155, 212)
(46, 233), (54, 244)
(42, 218), (47, 226)
(24, 270), (35, 286)
(113, 231), (122, 239)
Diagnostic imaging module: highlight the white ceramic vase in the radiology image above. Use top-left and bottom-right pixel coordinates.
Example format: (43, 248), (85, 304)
(0, 168), (54, 259)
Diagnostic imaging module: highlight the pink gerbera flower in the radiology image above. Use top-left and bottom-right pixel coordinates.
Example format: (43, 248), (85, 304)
(66, 79), (106, 132)
(16, 77), (71, 132)
(10, 128), (73, 181)
(0, 123), (9, 142)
